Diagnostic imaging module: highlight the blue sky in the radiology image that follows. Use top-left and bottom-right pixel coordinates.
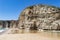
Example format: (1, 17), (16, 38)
(0, 0), (60, 20)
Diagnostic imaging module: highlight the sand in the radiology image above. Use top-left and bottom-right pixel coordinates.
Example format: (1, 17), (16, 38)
(0, 28), (60, 40)
(0, 33), (60, 40)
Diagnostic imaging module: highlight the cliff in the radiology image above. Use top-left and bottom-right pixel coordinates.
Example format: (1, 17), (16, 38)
(18, 4), (60, 30)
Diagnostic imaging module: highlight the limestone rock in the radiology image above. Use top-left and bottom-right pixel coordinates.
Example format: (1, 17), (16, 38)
(18, 4), (60, 30)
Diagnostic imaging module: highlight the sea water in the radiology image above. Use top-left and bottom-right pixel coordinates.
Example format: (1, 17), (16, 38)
(0, 28), (8, 33)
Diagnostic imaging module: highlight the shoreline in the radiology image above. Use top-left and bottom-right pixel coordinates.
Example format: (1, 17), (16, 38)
(0, 28), (9, 35)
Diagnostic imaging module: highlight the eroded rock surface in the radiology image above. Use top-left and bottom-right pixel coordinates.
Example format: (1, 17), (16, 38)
(18, 4), (60, 30)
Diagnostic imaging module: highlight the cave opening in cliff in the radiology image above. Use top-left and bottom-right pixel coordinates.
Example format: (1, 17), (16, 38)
(3, 21), (6, 28)
(7, 21), (11, 28)
(30, 21), (38, 31)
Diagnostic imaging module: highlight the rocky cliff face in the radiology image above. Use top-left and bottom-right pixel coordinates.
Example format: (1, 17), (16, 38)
(0, 20), (17, 28)
(18, 4), (60, 30)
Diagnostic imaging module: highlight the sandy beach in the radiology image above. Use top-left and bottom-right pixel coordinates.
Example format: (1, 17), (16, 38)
(0, 29), (60, 40)
(0, 33), (60, 40)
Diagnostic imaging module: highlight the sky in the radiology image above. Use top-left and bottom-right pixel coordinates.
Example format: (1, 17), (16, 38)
(0, 0), (60, 20)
